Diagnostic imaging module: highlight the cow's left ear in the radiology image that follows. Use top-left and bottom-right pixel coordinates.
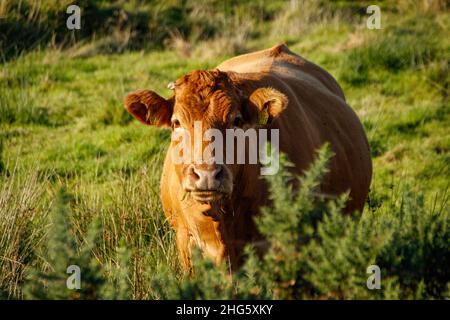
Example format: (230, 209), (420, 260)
(248, 87), (288, 125)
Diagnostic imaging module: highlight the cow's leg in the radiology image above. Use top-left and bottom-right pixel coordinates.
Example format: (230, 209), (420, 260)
(175, 227), (193, 272)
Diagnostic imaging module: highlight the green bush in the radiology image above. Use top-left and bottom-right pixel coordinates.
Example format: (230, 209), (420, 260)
(150, 145), (450, 299)
(24, 188), (131, 299)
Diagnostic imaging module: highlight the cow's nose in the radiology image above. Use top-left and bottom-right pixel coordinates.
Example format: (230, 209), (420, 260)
(187, 164), (224, 190)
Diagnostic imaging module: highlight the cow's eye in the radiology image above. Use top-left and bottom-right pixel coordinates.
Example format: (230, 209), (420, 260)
(171, 119), (181, 129)
(233, 116), (243, 128)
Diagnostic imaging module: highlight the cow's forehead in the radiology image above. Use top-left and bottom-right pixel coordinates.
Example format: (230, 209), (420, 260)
(173, 90), (235, 125)
(172, 71), (237, 123)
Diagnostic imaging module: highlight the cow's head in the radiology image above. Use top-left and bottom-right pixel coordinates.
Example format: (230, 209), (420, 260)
(124, 70), (287, 204)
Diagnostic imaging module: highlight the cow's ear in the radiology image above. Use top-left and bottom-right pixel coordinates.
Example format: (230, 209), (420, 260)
(124, 89), (173, 127)
(248, 87), (288, 125)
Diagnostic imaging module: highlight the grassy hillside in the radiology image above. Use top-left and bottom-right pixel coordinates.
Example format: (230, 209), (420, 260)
(0, 1), (449, 299)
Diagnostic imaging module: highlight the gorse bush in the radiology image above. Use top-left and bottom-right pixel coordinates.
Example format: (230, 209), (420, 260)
(26, 146), (448, 299)
(151, 145), (450, 299)
(24, 188), (131, 299)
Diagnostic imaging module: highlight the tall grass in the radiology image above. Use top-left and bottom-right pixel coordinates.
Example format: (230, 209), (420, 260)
(6, 0), (447, 61)
(0, 85), (51, 126)
(0, 156), (178, 298)
(0, 166), (51, 298)
(69, 163), (178, 299)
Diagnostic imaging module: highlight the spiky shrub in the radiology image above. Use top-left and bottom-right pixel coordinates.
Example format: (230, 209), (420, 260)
(150, 144), (333, 299)
(151, 145), (450, 299)
(24, 188), (131, 300)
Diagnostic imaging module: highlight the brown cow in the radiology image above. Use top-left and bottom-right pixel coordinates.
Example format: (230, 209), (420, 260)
(124, 44), (372, 271)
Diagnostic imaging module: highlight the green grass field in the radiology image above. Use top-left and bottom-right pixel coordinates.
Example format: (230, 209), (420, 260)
(0, 1), (449, 299)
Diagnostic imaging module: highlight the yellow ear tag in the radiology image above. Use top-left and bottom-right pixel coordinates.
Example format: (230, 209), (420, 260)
(258, 108), (269, 125)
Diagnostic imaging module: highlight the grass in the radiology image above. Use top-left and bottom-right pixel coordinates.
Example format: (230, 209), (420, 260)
(0, 1), (449, 299)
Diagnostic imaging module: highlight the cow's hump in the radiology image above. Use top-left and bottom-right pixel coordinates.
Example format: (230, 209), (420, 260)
(216, 44), (299, 74)
(217, 44), (345, 100)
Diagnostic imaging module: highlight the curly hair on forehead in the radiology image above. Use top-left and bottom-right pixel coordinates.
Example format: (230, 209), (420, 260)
(171, 69), (237, 123)
(176, 69), (231, 95)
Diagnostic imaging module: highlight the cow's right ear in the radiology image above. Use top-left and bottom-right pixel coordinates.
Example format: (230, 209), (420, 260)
(124, 89), (173, 128)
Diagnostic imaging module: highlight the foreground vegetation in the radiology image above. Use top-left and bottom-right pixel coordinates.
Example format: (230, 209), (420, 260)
(0, 0), (449, 299)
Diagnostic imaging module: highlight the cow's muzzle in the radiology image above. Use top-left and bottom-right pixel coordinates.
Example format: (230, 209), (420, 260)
(182, 164), (233, 203)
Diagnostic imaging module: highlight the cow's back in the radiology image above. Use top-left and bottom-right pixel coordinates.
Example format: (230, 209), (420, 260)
(218, 44), (372, 212)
